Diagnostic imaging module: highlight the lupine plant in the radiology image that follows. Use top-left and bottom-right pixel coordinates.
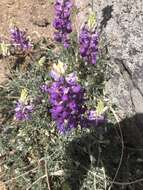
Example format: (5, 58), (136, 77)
(14, 100), (33, 120)
(53, 0), (72, 48)
(10, 26), (32, 51)
(0, 1), (109, 190)
(79, 25), (98, 64)
(45, 74), (86, 133)
(79, 12), (99, 64)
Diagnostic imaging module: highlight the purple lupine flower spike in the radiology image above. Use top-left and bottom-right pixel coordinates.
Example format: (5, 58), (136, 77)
(10, 26), (32, 51)
(14, 101), (33, 121)
(43, 74), (85, 133)
(53, 0), (72, 48)
(79, 25), (98, 64)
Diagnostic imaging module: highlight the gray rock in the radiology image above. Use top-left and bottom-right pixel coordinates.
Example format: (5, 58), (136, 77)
(75, 0), (143, 118)
(94, 0), (143, 117)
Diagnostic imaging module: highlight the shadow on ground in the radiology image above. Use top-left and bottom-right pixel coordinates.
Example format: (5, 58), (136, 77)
(64, 114), (143, 190)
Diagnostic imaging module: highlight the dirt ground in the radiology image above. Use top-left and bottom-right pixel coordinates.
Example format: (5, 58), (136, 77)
(0, 0), (54, 84)
(0, 0), (54, 38)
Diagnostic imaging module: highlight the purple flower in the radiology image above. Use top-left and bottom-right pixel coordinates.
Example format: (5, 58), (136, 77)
(40, 84), (49, 93)
(14, 101), (33, 121)
(10, 27), (32, 51)
(49, 70), (60, 81)
(65, 72), (77, 84)
(46, 76), (85, 133)
(88, 110), (105, 126)
(53, 0), (72, 48)
(79, 25), (98, 64)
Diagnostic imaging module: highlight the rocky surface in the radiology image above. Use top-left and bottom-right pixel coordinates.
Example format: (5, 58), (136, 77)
(95, 0), (143, 119)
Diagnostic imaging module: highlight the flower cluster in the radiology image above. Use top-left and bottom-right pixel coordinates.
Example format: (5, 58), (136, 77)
(47, 75), (85, 133)
(53, 0), (72, 48)
(79, 25), (98, 64)
(10, 26), (32, 51)
(14, 101), (33, 121)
